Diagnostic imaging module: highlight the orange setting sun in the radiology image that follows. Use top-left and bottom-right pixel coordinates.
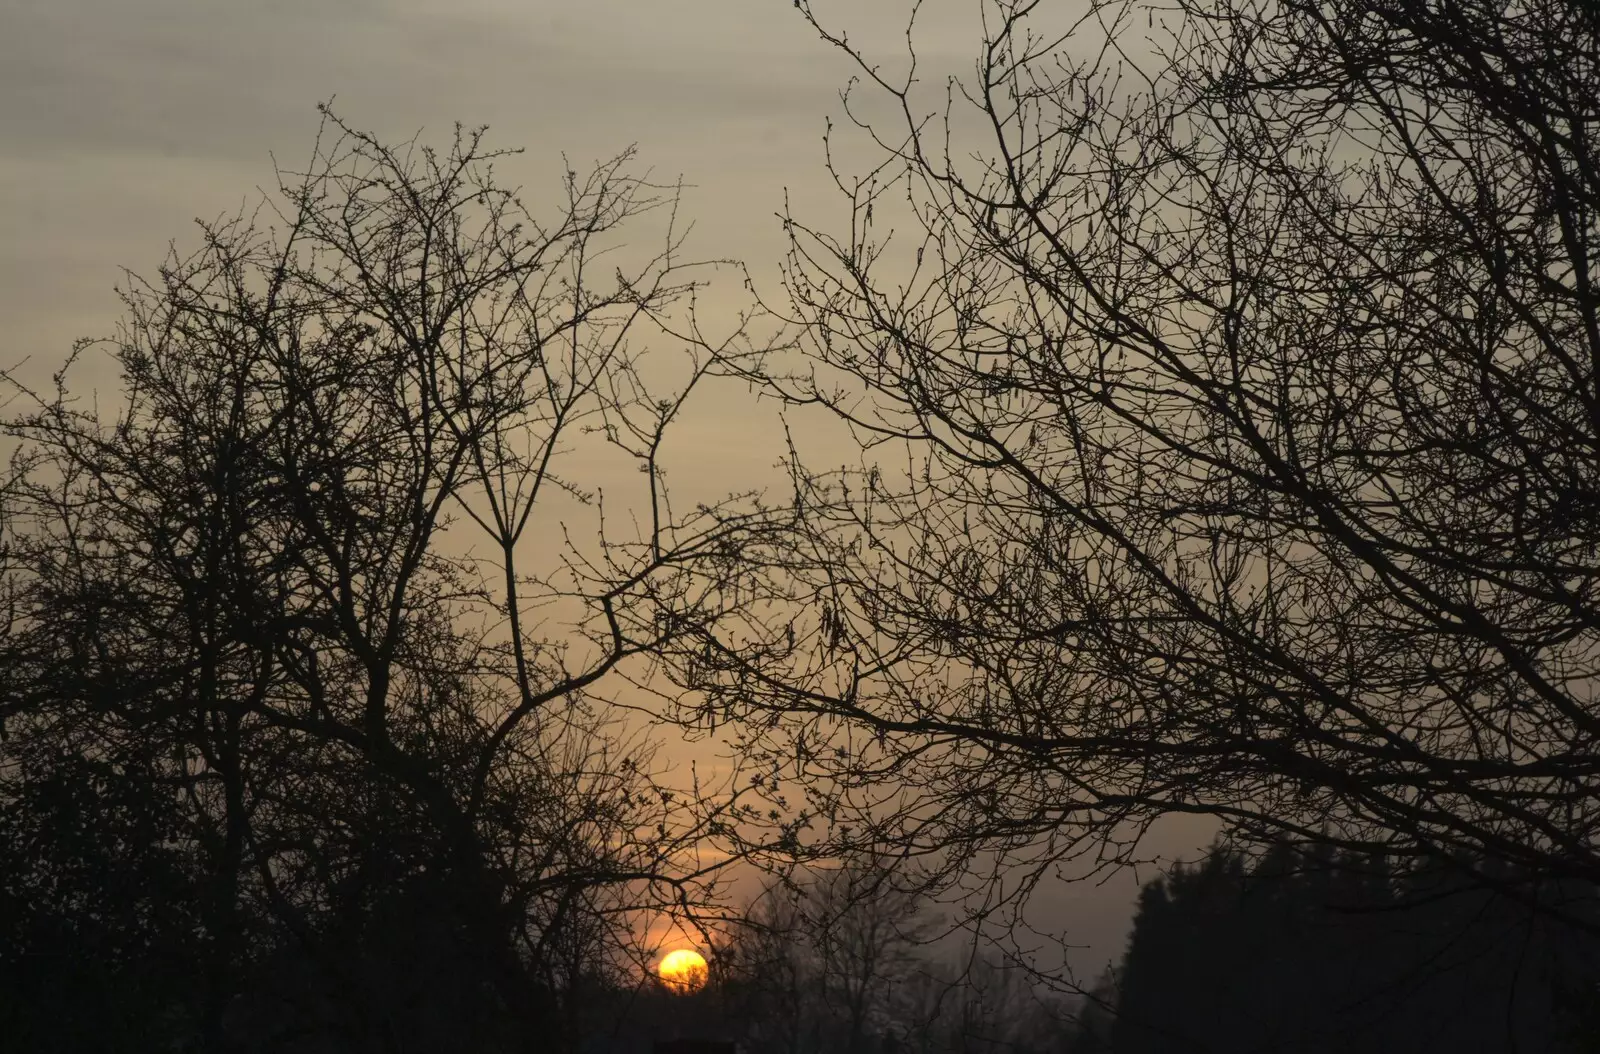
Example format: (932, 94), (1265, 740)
(656, 948), (709, 993)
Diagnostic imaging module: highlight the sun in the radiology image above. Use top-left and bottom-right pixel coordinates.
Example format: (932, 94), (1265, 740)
(657, 948), (709, 993)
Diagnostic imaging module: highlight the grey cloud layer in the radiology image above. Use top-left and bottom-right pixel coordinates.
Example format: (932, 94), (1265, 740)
(0, 0), (851, 373)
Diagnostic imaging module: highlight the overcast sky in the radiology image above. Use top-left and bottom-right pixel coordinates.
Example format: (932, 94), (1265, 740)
(1, 0), (1195, 980)
(1, 0), (986, 365)
(0, 0), (981, 496)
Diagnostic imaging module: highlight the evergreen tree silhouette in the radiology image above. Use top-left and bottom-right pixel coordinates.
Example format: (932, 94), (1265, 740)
(1091, 844), (1600, 1054)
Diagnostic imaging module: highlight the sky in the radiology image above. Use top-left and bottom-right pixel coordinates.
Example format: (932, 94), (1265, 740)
(2, 0), (978, 369)
(1, 0), (1197, 982)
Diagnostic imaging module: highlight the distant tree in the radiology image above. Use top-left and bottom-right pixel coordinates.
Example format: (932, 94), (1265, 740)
(935, 950), (1060, 1054)
(719, 860), (1073, 1054)
(805, 858), (939, 1054)
(720, 881), (814, 1054)
(1062, 973), (1118, 1054)
(0, 110), (788, 1052)
(719, 858), (941, 1054)
(1099, 844), (1600, 1053)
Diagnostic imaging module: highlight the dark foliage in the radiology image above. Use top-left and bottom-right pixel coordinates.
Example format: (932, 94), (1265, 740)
(0, 750), (204, 1051)
(1073, 845), (1600, 1053)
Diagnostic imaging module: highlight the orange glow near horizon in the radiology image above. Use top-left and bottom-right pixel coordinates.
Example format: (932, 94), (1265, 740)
(657, 948), (709, 993)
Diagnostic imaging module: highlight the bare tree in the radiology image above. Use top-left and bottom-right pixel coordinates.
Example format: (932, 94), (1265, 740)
(720, 883), (815, 1054)
(1, 110), (790, 1051)
(804, 858), (939, 1054)
(668, 0), (1600, 935)
(718, 858), (938, 1054)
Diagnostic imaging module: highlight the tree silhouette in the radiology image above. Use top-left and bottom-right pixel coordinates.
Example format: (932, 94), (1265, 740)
(0, 110), (788, 1052)
(1072, 844), (1600, 1053)
(669, 0), (1600, 937)
(718, 860), (939, 1054)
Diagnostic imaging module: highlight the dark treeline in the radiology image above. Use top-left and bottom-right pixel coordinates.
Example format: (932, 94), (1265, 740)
(584, 849), (1600, 1054)
(1068, 846), (1600, 1054)
(11, 797), (1600, 1054)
